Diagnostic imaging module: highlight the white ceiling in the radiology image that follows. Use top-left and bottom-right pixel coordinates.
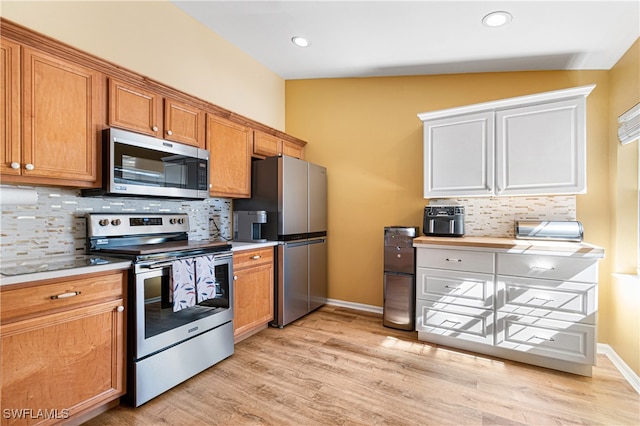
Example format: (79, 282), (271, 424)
(172, 0), (640, 80)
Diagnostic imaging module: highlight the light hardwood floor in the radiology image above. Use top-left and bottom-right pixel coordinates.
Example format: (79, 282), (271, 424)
(85, 305), (639, 425)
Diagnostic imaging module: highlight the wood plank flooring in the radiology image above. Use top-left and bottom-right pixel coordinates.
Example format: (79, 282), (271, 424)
(85, 305), (639, 425)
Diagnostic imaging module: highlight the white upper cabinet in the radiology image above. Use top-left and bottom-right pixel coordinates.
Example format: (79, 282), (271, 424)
(418, 85), (595, 198)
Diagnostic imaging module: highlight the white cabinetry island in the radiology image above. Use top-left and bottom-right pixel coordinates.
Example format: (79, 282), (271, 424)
(413, 236), (604, 376)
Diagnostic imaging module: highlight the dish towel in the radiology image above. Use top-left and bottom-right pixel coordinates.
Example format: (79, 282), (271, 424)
(195, 255), (218, 303)
(171, 258), (196, 312)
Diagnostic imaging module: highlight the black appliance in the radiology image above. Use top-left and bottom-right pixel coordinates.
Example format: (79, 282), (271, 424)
(86, 213), (233, 407)
(423, 205), (465, 237)
(82, 128), (210, 199)
(383, 226), (418, 330)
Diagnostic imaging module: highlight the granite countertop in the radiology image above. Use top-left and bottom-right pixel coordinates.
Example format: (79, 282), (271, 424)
(413, 236), (605, 258)
(0, 255), (132, 286)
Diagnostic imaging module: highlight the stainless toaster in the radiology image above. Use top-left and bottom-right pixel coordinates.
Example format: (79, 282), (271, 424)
(515, 220), (583, 242)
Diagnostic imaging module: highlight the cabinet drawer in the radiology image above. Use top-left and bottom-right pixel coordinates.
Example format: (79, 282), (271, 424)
(416, 300), (493, 345)
(496, 313), (595, 365)
(496, 275), (596, 323)
(417, 268), (493, 308)
(417, 248), (494, 273)
(496, 253), (598, 282)
(0, 272), (125, 323)
(233, 247), (274, 270)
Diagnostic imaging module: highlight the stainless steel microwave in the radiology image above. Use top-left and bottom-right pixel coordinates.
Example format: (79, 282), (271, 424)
(83, 128), (210, 199)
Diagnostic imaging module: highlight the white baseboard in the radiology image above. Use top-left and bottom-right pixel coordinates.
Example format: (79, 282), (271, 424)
(325, 300), (640, 394)
(598, 343), (640, 394)
(326, 298), (383, 314)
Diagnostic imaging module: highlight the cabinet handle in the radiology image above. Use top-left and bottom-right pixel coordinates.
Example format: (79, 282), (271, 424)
(445, 258), (462, 263)
(152, 126), (159, 132)
(25, 163), (35, 171)
(442, 319), (461, 325)
(444, 285), (461, 291)
(10, 162), (20, 170)
(51, 291), (81, 299)
(531, 266), (555, 271)
(251, 255), (261, 260)
(532, 296), (554, 303)
(116, 306), (125, 312)
(533, 335), (555, 342)
(166, 130), (173, 136)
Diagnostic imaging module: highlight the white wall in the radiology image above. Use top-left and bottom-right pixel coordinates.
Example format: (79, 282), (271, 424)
(1, 0), (285, 131)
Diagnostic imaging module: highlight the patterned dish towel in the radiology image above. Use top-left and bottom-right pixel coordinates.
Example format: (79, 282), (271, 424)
(195, 255), (218, 303)
(170, 258), (196, 312)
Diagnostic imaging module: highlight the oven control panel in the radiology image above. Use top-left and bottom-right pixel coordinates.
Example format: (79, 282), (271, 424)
(87, 213), (190, 237)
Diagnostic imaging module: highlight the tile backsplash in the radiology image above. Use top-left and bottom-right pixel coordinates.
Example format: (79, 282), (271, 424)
(0, 185), (232, 262)
(429, 195), (576, 238)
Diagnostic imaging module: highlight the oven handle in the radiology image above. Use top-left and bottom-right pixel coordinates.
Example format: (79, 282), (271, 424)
(141, 261), (175, 269)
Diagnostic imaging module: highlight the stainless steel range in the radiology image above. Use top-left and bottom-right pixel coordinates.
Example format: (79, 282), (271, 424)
(86, 213), (234, 407)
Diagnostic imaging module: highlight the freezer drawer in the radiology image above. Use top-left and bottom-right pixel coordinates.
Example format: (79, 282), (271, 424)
(276, 241), (309, 327)
(309, 238), (328, 312)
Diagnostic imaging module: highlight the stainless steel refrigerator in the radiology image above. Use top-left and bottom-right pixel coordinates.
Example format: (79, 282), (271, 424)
(234, 156), (327, 327)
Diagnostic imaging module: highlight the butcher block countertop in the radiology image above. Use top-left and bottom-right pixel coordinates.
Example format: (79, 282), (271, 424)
(413, 236), (605, 258)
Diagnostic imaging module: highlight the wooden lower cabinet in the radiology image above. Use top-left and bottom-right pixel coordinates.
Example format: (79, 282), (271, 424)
(0, 271), (127, 425)
(233, 247), (275, 342)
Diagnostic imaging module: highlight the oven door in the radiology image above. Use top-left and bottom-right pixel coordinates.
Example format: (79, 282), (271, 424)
(133, 253), (233, 359)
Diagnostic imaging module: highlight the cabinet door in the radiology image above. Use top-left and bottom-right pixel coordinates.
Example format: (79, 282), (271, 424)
(0, 39), (21, 176)
(233, 262), (274, 338)
(423, 111), (494, 198)
(0, 299), (125, 422)
(282, 140), (304, 159)
(164, 98), (205, 148)
(22, 47), (101, 184)
(253, 130), (281, 158)
(206, 114), (252, 198)
(495, 97), (586, 196)
(108, 79), (162, 138)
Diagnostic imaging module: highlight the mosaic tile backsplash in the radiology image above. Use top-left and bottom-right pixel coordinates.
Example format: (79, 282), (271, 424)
(429, 195), (576, 238)
(0, 185), (232, 262)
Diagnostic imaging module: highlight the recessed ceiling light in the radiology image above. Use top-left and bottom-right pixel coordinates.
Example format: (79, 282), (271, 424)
(291, 36), (310, 48)
(482, 11), (512, 27)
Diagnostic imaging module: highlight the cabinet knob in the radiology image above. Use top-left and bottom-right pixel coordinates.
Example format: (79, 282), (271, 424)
(10, 162), (20, 170)
(116, 306), (125, 312)
(152, 126), (159, 132)
(233, 275), (238, 281)
(166, 130), (173, 136)
(25, 163), (35, 171)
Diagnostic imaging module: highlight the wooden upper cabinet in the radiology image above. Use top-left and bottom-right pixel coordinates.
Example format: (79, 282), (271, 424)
(19, 46), (101, 185)
(0, 38), (21, 177)
(253, 130), (305, 159)
(206, 114), (252, 198)
(164, 98), (205, 148)
(108, 79), (162, 138)
(282, 140), (304, 159)
(109, 78), (205, 148)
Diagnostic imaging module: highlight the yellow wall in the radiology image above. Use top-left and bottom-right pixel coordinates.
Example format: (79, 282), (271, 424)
(608, 39), (640, 374)
(0, 0), (286, 131)
(286, 71), (610, 307)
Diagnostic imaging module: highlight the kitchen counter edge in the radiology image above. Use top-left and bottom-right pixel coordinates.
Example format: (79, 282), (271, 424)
(231, 241), (278, 252)
(413, 236), (605, 258)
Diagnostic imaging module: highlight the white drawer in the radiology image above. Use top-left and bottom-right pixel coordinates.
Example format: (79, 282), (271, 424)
(417, 248), (495, 274)
(416, 300), (493, 345)
(496, 275), (597, 323)
(496, 253), (598, 283)
(417, 267), (494, 309)
(496, 313), (595, 365)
